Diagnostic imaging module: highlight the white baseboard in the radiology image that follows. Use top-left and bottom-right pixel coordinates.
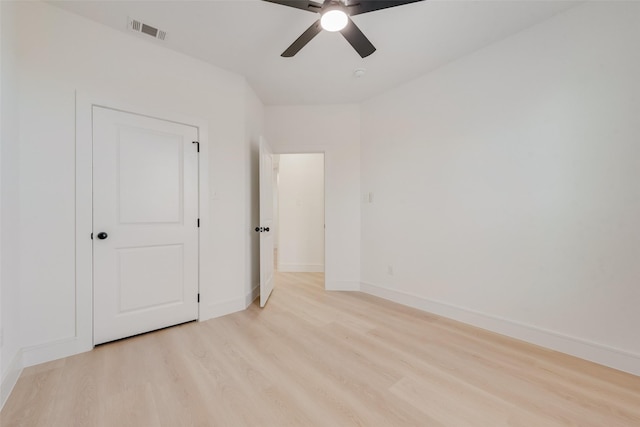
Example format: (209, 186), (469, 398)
(326, 280), (361, 291)
(22, 337), (92, 368)
(245, 285), (260, 308)
(1, 349), (23, 411)
(199, 297), (246, 321)
(200, 286), (259, 321)
(277, 263), (324, 273)
(361, 282), (640, 377)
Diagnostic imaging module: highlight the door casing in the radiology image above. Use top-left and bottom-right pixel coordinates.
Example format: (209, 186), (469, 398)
(75, 92), (210, 352)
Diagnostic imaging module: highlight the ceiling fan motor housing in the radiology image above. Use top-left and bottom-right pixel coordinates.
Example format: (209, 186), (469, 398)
(264, 0), (425, 58)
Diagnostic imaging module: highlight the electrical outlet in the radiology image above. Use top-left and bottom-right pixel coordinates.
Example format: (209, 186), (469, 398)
(387, 265), (394, 275)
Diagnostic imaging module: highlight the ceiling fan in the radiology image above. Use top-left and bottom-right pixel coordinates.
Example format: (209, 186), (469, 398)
(263, 0), (424, 58)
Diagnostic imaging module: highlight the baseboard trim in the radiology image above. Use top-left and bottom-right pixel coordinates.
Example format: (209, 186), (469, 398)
(199, 297), (246, 322)
(22, 336), (92, 368)
(360, 282), (640, 377)
(277, 263), (324, 273)
(246, 285), (260, 308)
(326, 280), (361, 291)
(1, 349), (23, 411)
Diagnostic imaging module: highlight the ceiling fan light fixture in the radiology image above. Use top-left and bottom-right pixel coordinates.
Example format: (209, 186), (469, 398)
(320, 9), (348, 32)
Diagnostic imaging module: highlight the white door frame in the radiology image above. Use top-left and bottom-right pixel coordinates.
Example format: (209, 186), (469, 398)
(273, 150), (327, 289)
(75, 91), (210, 352)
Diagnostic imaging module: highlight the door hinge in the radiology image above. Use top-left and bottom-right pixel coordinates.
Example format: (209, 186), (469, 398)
(91, 232), (93, 240)
(197, 293), (200, 303)
(192, 141), (200, 152)
(197, 218), (200, 228)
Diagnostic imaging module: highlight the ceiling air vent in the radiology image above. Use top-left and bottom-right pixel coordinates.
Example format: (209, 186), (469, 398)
(127, 17), (166, 41)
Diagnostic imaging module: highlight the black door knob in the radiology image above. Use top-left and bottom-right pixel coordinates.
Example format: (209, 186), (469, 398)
(264, 227), (270, 232)
(255, 227), (260, 232)
(97, 232), (108, 240)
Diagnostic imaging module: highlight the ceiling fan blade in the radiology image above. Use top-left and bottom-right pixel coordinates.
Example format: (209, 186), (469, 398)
(340, 17), (376, 58)
(347, 0), (424, 16)
(262, 0), (321, 13)
(282, 20), (323, 57)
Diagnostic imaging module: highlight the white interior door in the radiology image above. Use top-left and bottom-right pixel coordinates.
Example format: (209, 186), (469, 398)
(93, 106), (199, 345)
(259, 137), (275, 307)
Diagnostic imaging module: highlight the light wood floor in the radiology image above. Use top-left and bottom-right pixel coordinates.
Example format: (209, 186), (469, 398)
(2, 272), (640, 426)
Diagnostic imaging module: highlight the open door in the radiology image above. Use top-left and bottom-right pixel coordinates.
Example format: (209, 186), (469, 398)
(259, 137), (275, 307)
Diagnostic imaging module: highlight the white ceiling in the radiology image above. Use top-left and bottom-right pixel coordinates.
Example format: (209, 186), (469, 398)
(50, 0), (579, 105)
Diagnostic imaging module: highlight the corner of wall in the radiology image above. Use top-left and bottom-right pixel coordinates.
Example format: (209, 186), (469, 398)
(1, 0), (23, 410)
(243, 80), (265, 305)
(200, 299), (246, 322)
(246, 284), (260, 308)
(0, 348), (22, 411)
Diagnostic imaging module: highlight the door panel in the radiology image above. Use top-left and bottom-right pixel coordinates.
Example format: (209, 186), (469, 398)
(117, 244), (184, 313)
(260, 137), (275, 307)
(118, 127), (184, 224)
(93, 107), (199, 345)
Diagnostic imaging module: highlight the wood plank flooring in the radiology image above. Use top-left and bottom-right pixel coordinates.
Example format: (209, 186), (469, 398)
(2, 272), (640, 426)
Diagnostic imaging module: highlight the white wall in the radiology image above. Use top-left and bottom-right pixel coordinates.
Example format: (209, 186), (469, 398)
(265, 105), (360, 291)
(1, 1), (23, 407)
(14, 1), (253, 364)
(1, 0), (4, 398)
(277, 154), (325, 272)
(1, 0), (3, 387)
(360, 2), (640, 375)
(245, 84), (264, 305)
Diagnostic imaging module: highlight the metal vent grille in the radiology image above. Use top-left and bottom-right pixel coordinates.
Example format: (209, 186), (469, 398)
(130, 19), (141, 32)
(127, 17), (166, 41)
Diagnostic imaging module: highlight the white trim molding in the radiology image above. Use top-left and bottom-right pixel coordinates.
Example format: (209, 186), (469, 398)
(199, 285), (260, 322)
(246, 285), (260, 308)
(277, 263), (324, 273)
(326, 280), (360, 292)
(0, 349), (23, 411)
(360, 281), (640, 377)
(199, 297), (245, 321)
(22, 337), (90, 369)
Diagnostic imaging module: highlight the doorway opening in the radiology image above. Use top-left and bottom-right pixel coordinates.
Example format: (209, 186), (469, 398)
(273, 153), (325, 290)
